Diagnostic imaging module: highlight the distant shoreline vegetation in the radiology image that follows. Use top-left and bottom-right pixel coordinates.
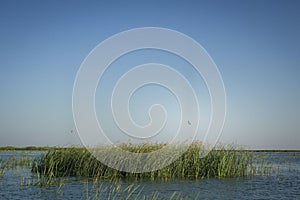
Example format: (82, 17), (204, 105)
(0, 146), (299, 152)
(0, 146), (69, 151)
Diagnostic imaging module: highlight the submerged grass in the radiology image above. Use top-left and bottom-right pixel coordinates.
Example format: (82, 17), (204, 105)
(0, 161), (5, 177)
(88, 181), (187, 200)
(6, 156), (33, 168)
(32, 142), (268, 181)
(0, 156), (33, 177)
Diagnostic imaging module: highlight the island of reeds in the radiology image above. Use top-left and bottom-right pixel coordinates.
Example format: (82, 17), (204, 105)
(31, 142), (267, 182)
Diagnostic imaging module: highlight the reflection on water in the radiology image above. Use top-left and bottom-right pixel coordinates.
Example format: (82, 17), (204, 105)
(0, 151), (299, 199)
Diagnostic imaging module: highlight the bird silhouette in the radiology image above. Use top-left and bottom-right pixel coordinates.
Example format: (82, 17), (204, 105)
(188, 120), (191, 125)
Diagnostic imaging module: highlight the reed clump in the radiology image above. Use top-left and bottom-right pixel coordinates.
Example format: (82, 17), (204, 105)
(0, 160), (5, 177)
(32, 142), (264, 181)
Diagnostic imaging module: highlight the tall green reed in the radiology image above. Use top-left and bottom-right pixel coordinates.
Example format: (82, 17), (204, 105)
(32, 142), (267, 181)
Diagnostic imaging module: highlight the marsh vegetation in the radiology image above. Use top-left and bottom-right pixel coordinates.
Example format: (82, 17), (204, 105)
(32, 142), (269, 181)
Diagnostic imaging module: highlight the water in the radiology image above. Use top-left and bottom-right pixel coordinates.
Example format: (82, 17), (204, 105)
(0, 151), (299, 199)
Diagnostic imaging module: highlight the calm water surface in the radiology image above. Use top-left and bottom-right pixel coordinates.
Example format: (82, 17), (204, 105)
(0, 151), (299, 199)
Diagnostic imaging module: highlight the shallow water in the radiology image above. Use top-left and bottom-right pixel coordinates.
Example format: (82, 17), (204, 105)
(0, 151), (299, 199)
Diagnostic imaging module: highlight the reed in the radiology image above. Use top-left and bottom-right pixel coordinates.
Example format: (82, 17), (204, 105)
(32, 142), (267, 181)
(0, 164), (4, 177)
(88, 181), (186, 200)
(6, 156), (33, 168)
(0, 155), (34, 177)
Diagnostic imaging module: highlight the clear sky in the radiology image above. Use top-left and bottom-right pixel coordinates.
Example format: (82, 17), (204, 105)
(0, 0), (299, 149)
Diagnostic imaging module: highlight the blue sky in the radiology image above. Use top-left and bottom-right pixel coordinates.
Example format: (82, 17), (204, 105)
(0, 0), (299, 149)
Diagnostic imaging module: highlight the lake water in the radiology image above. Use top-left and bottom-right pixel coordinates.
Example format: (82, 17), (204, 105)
(0, 151), (299, 199)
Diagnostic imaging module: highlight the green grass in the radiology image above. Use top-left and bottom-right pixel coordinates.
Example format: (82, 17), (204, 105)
(32, 142), (267, 181)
